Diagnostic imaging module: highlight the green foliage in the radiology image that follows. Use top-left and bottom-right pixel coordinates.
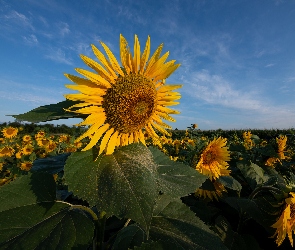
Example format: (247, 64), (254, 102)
(113, 199), (227, 250)
(0, 173), (95, 249)
(10, 100), (82, 123)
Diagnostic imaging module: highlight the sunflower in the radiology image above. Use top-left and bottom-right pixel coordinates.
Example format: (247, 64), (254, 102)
(59, 134), (70, 143)
(2, 127), (18, 139)
(20, 161), (33, 171)
(195, 137), (231, 180)
(0, 146), (15, 157)
(64, 34), (181, 155)
(21, 145), (34, 155)
(22, 135), (32, 143)
(271, 192), (295, 247)
(243, 131), (254, 150)
(265, 135), (290, 167)
(195, 179), (227, 201)
(45, 141), (57, 152)
(35, 131), (46, 140)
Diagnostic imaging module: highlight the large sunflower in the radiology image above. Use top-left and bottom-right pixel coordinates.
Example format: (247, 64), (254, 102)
(64, 34), (181, 155)
(195, 137), (231, 180)
(271, 192), (295, 247)
(2, 127), (18, 139)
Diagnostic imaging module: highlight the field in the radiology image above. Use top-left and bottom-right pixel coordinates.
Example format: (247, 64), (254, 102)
(1, 122), (295, 249)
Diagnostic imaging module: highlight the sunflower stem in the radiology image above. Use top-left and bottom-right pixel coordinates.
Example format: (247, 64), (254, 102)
(95, 211), (107, 250)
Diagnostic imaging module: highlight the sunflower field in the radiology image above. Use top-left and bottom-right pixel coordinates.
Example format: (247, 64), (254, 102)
(1, 34), (295, 250)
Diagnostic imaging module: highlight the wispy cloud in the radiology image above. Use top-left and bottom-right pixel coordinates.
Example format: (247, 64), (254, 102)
(57, 21), (70, 36)
(265, 63), (275, 67)
(45, 48), (73, 65)
(3, 10), (34, 30)
(185, 70), (262, 111)
(22, 34), (38, 45)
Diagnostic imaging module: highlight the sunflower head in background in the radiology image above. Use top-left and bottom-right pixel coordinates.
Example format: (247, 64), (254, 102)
(64, 34), (182, 155)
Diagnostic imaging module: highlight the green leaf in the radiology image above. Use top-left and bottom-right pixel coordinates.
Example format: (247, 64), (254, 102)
(0, 203), (94, 249)
(31, 153), (71, 174)
(10, 100), (81, 122)
(0, 173), (56, 212)
(213, 215), (261, 250)
(133, 241), (164, 250)
(112, 224), (147, 250)
(236, 162), (268, 190)
(113, 199), (228, 250)
(150, 199), (228, 249)
(149, 147), (207, 198)
(64, 143), (158, 234)
(219, 176), (242, 195)
(0, 173), (94, 249)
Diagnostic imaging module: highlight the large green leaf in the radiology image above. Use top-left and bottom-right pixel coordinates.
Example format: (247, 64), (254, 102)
(149, 200), (228, 250)
(31, 153), (71, 174)
(236, 162), (268, 190)
(0, 173), (94, 249)
(219, 176), (242, 195)
(0, 203), (94, 249)
(0, 173), (56, 212)
(113, 199), (228, 250)
(213, 215), (261, 250)
(11, 100), (81, 122)
(64, 143), (158, 233)
(149, 147), (207, 198)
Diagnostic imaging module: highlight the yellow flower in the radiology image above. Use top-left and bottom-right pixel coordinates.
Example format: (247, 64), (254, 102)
(64, 34), (181, 155)
(195, 137), (231, 180)
(22, 135), (32, 143)
(37, 138), (51, 147)
(195, 179), (227, 201)
(0, 146), (15, 157)
(21, 145), (34, 155)
(243, 131), (254, 150)
(59, 134), (70, 143)
(15, 151), (23, 159)
(271, 192), (295, 247)
(277, 135), (289, 161)
(20, 161), (33, 171)
(265, 135), (290, 167)
(35, 131), (46, 140)
(0, 138), (4, 144)
(45, 141), (57, 152)
(2, 127), (18, 139)
(0, 162), (4, 171)
(192, 123), (198, 129)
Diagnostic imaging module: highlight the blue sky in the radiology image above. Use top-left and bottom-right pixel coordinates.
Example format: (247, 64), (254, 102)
(1, 0), (295, 130)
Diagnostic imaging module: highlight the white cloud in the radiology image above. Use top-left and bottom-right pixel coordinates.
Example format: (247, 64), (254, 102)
(185, 70), (262, 111)
(45, 48), (73, 65)
(22, 34), (38, 45)
(57, 21), (70, 36)
(265, 63), (275, 68)
(4, 10), (34, 30)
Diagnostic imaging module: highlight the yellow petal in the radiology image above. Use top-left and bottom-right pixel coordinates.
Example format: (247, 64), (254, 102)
(75, 68), (112, 88)
(91, 44), (117, 80)
(133, 35), (140, 73)
(100, 42), (124, 76)
(64, 74), (99, 88)
(80, 55), (114, 83)
(99, 127), (115, 155)
(140, 36), (150, 73)
(144, 43), (163, 75)
(81, 123), (110, 151)
(106, 131), (119, 155)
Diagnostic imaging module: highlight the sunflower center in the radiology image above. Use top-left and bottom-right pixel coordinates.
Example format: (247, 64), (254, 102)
(204, 151), (216, 164)
(102, 73), (157, 134)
